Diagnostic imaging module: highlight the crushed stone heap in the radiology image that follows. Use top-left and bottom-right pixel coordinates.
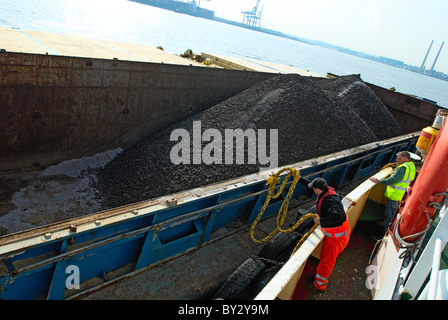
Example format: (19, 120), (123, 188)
(92, 74), (402, 210)
(313, 74), (402, 141)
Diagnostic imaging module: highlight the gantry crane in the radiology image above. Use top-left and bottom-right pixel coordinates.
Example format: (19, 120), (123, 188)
(242, 0), (263, 28)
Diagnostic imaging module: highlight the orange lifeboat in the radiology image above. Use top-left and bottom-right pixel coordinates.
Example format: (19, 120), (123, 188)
(395, 120), (448, 242)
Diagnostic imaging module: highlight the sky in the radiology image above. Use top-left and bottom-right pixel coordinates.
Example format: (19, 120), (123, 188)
(200, 0), (448, 74)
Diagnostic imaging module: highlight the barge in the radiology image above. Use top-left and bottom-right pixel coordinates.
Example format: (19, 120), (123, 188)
(0, 29), (445, 300)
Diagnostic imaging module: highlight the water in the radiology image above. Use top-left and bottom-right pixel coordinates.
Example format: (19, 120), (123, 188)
(1, 0), (447, 107)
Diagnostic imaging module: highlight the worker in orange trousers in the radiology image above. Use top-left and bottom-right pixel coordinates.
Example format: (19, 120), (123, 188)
(299, 177), (351, 292)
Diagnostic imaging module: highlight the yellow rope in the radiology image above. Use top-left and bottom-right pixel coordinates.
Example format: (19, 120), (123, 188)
(250, 167), (318, 256)
(382, 162), (397, 169)
(290, 214), (319, 256)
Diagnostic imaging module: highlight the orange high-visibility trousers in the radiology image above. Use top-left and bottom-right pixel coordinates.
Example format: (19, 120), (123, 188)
(314, 218), (350, 291)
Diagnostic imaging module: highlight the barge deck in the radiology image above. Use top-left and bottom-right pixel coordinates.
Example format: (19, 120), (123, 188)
(0, 27), (443, 301)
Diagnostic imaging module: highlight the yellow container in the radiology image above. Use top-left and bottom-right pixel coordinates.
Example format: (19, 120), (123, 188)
(416, 126), (439, 159)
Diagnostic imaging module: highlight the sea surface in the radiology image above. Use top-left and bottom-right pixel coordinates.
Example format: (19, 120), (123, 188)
(1, 0), (447, 107)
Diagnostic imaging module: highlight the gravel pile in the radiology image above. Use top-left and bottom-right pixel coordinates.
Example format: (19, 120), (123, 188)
(92, 74), (402, 210)
(313, 74), (402, 140)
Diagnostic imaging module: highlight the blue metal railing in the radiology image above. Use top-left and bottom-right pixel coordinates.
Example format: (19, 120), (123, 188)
(0, 134), (418, 299)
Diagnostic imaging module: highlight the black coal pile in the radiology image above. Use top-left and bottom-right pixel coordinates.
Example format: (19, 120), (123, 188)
(92, 74), (402, 210)
(313, 74), (402, 140)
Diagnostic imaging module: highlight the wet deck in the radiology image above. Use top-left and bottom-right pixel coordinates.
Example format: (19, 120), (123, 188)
(0, 26), (322, 77)
(201, 52), (323, 77)
(0, 26), (204, 66)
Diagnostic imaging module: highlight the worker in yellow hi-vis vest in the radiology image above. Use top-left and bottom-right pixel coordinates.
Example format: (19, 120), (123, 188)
(370, 151), (416, 237)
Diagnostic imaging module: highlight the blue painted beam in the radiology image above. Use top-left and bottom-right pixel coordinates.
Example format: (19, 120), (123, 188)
(0, 135), (419, 299)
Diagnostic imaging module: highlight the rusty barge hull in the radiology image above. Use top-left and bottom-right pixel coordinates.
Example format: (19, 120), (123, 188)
(0, 50), (439, 172)
(0, 51), (274, 172)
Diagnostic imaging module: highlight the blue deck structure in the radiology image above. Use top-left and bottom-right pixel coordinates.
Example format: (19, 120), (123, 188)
(0, 133), (418, 299)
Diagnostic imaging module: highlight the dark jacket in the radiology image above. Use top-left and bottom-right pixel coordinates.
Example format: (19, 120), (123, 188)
(316, 188), (347, 228)
(299, 177), (347, 228)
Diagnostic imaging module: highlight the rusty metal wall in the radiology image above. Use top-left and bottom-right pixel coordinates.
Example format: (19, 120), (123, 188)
(366, 83), (438, 134)
(0, 52), (275, 171)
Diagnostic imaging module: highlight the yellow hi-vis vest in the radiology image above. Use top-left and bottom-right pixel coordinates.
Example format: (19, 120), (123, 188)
(384, 161), (416, 201)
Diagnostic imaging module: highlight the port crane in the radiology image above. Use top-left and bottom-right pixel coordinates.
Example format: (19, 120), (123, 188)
(242, 0), (263, 28)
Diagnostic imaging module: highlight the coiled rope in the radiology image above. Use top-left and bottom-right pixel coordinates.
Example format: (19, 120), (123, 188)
(249, 167), (319, 256)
